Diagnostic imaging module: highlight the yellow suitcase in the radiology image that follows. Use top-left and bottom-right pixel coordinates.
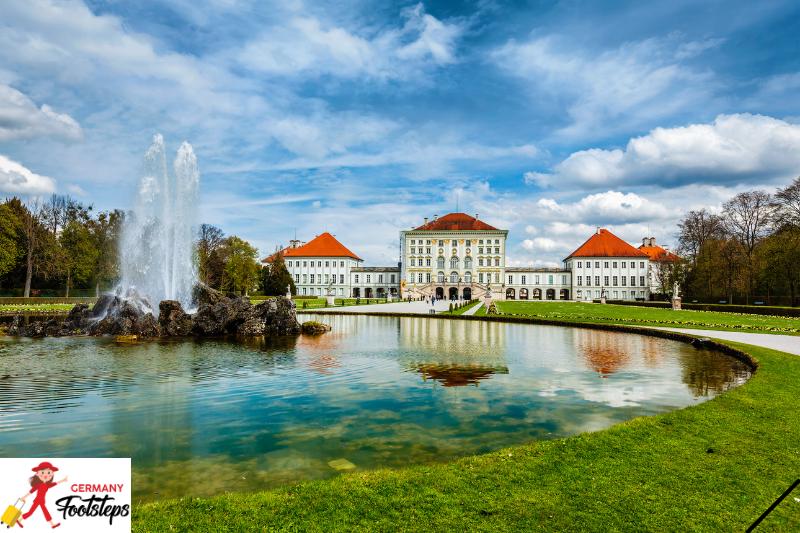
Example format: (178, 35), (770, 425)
(1, 499), (23, 528)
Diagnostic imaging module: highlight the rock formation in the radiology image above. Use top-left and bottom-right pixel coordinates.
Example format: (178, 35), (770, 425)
(8, 284), (300, 339)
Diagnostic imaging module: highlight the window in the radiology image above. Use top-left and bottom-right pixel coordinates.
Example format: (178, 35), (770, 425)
(295, 274), (299, 282)
(621, 276), (626, 286)
(604, 276), (609, 286)
(466, 240), (471, 246)
(438, 240), (444, 246)
(303, 261), (307, 267)
(410, 258), (415, 266)
(317, 261), (321, 267)
(426, 248), (430, 254)
(310, 274), (315, 283)
(452, 240), (457, 246)
(577, 261), (582, 268)
(450, 272), (458, 283)
(287, 261), (292, 267)
(612, 261), (617, 268)
(612, 276), (618, 285)
(450, 256), (459, 268)
(521, 275), (526, 284)
(411, 239), (415, 245)
(427, 240), (431, 245)
(302, 288), (306, 295)
(535, 275), (540, 284)
(640, 276), (645, 287)
(325, 274), (329, 283)
(604, 261), (609, 268)
(479, 247), (483, 254)
(464, 257), (472, 269)
(595, 276), (600, 286)
(479, 273), (484, 283)
(548, 275), (554, 285)
(426, 258), (431, 266)
(640, 262), (645, 269)
(621, 261), (626, 268)
(354, 275), (359, 283)
(494, 247), (499, 254)
(561, 275), (567, 285)
(418, 273), (422, 283)
(303, 274), (307, 283)
(630, 276), (635, 286)
(365, 275), (371, 283)
(340, 275), (344, 283)
(494, 258), (500, 266)
(325, 261), (329, 267)
(379, 274), (384, 283)
(479, 258), (484, 266)
(508, 275), (513, 284)
(495, 239), (499, 244)
(340, 261), (344, 267)
(465, 272), (472, 282)
(595, 261), (600, 268)
(438, 271), (445, 283)
(391, 275), (396, 283)
(495, 273), (500, 283)
(426, 273), (430, 282)
(410, 247), (415, 254)
(437, 256), (445, 269)
(577, 276), (582, 286)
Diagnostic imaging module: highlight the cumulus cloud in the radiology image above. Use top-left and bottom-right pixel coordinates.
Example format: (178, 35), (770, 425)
(237, 3), (463, 80)
(535, 191), (670, 224)
(492, 34), (718, 139)
(0, 154), (56, 195)
(527, 114), (800, 188)
(0, 83), (82, 141)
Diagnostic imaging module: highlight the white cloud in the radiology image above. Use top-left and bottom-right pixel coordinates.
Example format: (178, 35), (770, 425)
(0, 154), (56, 195)
(237, 3), (463, 80)
(535, 191), (670, 223)
(492, 34), (718, 139)
(0, 83), (82, 141)
(528, 114), (800, 188)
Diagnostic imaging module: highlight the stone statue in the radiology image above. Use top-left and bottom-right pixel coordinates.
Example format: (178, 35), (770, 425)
(673, 281), (680, 298)
(326, 280), (335, 297)
(286, 285), (292, 299)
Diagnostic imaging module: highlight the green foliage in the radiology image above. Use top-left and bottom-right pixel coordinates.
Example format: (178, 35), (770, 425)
(259, 252), (296, 296)
(221, 236), (260, 295)
(60, 219), (98, 296)
(0, 203), (22, 279)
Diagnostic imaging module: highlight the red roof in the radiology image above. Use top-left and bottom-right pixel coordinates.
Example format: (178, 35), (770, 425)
(566, 229), (649, 259)
(414, 213), (498, 231)
(262, 232), (361, 262)
(639, 244), (681, 263)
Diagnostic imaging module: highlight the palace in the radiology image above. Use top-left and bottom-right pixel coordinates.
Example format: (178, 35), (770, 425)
(264, 213), (679, 301)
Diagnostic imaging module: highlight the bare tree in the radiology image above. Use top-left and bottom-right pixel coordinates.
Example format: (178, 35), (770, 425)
(20, 200), (44, 298)
(677, 209), (723, 265)
(722, 191), (772, 304)
(772, 176), (800, 227)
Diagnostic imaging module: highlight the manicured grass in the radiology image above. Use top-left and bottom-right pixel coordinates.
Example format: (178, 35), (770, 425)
(493, 301), (800, 334)
(133, 327), (800, 532)
(0, 303), (75, 314)
(442, 300), (481, 315)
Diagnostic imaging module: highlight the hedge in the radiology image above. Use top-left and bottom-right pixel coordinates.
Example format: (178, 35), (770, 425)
(594, 299), (800, 318)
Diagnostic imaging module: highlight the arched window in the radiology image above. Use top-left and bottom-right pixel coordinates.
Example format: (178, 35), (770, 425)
(437, 271), (445, 283)
(437, 256), (445, 269)
(464, 271), (472, 283)
(450, 256), (459, 269)
(450, 271), (459, 283)
(464, 257), (472, 269)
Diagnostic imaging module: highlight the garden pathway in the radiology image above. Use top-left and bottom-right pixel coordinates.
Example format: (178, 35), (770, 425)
(461, 302), (483, 316)
(644, 327), (800, 356)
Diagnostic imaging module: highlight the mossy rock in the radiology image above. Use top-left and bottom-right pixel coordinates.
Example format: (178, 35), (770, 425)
(301, 321), (332, 335)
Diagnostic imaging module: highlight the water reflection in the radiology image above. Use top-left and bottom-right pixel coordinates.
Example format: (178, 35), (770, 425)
(0, 315), (751, 501)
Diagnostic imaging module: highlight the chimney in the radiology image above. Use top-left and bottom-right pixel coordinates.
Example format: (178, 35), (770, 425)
(424, 217), (428, 225)
(433, 214), (438, 220)
(596, 227), (601, 235)
(651, 237), (657, 246)
(642, 237), (648, 246)
(475, 213), (479, 220)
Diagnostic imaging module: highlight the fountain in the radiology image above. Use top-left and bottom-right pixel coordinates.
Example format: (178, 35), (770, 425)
(8, 135), (300, 339)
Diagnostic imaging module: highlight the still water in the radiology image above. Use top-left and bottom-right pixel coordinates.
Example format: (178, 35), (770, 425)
(0, 314), (751, 501)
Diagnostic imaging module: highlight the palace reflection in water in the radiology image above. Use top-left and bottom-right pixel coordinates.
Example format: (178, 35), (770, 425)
(0, 314), (751, 501)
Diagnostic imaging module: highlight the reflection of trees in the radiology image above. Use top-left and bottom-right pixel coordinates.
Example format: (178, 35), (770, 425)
(413, 364), (508, 387)
(678, 349), (751, 397)
(573, 330), (631, 377)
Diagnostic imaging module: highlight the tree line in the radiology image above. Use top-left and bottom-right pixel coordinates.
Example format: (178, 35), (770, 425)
(0, 196), (295, 298)
(677, 177), (800, 306)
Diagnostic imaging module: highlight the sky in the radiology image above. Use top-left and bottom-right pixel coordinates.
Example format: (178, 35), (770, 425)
(1, 0), (799, 267)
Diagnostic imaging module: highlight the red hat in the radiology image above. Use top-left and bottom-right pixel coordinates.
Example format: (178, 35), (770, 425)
(31, 461), (58, 472)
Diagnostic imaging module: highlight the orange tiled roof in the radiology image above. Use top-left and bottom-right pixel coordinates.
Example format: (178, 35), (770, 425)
(639, 244), (681, 263)
(566, 229), (649, 259)
(262, 232), (361, 262)
(414, 213), (498, 231)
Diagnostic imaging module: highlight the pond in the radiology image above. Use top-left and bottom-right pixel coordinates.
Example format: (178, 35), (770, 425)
(0, 314), (751, 502)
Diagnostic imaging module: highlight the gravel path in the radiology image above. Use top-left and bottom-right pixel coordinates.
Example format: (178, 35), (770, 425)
(642, 327), (800, 356)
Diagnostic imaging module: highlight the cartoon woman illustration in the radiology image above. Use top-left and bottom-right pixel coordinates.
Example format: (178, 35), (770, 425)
(15, 461), (67, 529)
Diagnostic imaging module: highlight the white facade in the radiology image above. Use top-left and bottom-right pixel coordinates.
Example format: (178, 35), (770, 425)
(350, 267), (400, 298)
(285, 256), (361, 297)
(566, 257), (650, 301)
(504, 268), (572, 300)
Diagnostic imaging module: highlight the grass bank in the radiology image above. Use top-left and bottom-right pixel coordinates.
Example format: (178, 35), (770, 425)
(134, 321), (800, 532)
(487, 301), (800, 335)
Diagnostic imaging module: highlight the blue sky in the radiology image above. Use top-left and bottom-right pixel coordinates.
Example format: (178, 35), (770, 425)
(1, 0), (799, 266)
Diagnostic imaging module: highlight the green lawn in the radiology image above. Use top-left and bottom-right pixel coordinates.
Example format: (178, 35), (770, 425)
(0, 303), (75, 313)
(491, 301), (800, 334)
(442, 300), (482, 315)
(133, 326), (800, 532)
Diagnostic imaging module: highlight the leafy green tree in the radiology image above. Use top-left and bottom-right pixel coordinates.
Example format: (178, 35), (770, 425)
(0, 203), (22, 282)
(260, 251), (295, 296)
(197, 224), (226, 287)
(60, 219), (98, 297)
(91, 210), (124, 296)
(221, 236), (260, 295)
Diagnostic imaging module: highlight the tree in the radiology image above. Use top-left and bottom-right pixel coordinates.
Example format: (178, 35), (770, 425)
(91, 210), (124, 296)
(722, 191), (772, 304)
(772, 176), (800, 226)
(197, 224), (226, 287)
(260, 250), (295, 296)
(221, 236), (260, 295)
(60, 220), (97, 297)
(0, 203), (22, 282)
(678, 209), (723, 266)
